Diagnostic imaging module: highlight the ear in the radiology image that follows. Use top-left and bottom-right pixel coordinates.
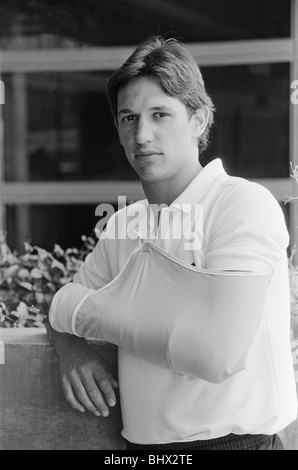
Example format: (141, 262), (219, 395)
(192, 106), (210, 139)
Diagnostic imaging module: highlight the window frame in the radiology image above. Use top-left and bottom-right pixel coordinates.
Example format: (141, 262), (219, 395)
(0, 0), (297, 247)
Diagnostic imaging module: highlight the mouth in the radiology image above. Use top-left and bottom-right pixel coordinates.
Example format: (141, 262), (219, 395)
(135, 152), (162, 159)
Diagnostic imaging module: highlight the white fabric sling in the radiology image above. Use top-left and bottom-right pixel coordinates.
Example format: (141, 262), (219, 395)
(51, 243), (272, 383)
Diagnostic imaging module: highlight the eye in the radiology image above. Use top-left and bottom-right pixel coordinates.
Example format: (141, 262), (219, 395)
(153, 112), (170, 119)
(121, 115), (136, 123)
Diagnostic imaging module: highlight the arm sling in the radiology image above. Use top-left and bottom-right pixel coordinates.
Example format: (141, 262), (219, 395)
(50, 243), (272, 383)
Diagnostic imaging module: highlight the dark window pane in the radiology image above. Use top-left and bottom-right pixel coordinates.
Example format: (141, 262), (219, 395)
(0, 0), (291, 49)
(201, 63), (290, 178)
(6, 204), (102, 251)
(3, 72), (136, 181)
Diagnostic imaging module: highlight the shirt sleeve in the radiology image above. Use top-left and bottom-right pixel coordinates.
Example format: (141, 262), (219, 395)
(49, 214), (115, 334)
(205, 180), (289, 272)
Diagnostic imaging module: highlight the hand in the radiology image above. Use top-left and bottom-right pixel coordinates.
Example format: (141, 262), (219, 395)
(57, 336), (118, 418)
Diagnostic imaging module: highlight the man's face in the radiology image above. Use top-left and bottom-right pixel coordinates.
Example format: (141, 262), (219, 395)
(116, 76), (203, 185)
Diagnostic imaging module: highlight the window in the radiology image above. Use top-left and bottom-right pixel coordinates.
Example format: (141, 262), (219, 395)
(202, 63), (290, 178)
(0, 0), (291, 49)
(5, 204), (99, 250)
(0, 0), (296, 251)
(3, 72), (136, 182)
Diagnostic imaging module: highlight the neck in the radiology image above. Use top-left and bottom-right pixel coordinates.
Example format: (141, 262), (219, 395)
(141, 162), (202, 206)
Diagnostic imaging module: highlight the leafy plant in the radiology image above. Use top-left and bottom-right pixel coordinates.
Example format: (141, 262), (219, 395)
(0, 232), (96, 328)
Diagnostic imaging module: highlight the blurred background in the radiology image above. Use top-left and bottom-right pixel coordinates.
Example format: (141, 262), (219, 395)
(0, 0), (297, 251)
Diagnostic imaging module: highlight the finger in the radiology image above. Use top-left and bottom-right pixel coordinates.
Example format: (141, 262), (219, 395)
(69, 371), (102, 417)
(99, 359), (119, 389)
(81, 374), (111, 416)
(60, 373), (85, 414)
(94, 373), (117, 409)
(107, 370), (119, 389)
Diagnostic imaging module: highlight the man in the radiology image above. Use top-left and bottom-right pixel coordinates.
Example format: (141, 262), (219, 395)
(48, 36), (297, 450)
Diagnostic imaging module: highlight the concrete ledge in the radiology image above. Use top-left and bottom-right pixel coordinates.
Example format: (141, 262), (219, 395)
(0, 328), (297, 450)
(0, 328), (126, 450)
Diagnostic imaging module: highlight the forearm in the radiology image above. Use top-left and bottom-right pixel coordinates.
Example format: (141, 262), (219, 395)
(45, 317), (94, 362)
(45, 314), (118, 417)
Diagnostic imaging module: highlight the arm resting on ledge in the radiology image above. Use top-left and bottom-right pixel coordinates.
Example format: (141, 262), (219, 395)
(45, 319), (118, 416)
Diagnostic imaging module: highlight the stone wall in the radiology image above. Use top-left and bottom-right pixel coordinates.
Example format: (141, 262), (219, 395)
(0, 328), (125, 450)
(0, 328), (297, 450)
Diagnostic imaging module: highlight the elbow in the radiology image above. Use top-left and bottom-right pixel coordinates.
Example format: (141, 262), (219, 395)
(171, 345), (247, 383)
(198, 358), (246, 384)
(194, 345), (247, 383)
(169, 321), (248, 383)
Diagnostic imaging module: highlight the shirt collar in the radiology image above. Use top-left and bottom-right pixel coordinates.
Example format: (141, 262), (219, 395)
(172, 158), (226, 207)
(134, 158), (226, 238)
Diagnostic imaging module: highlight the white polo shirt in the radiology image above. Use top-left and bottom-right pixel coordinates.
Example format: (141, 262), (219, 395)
(49, 158), (297, 444)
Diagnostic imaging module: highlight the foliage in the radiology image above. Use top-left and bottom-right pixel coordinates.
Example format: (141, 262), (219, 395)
(0, 233), (96, 328)
(289, 248), (298, 337)
(289, 248), (298, 381)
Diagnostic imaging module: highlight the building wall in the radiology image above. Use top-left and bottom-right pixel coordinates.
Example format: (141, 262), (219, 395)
(0, 328), (297, 450)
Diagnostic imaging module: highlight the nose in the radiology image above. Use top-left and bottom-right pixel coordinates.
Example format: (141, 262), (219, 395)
(135, 117), (154, 145)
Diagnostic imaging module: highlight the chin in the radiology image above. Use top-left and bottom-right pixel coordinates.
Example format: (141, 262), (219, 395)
(133, 163), (172, 184)
(141, 176), (171, 187)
